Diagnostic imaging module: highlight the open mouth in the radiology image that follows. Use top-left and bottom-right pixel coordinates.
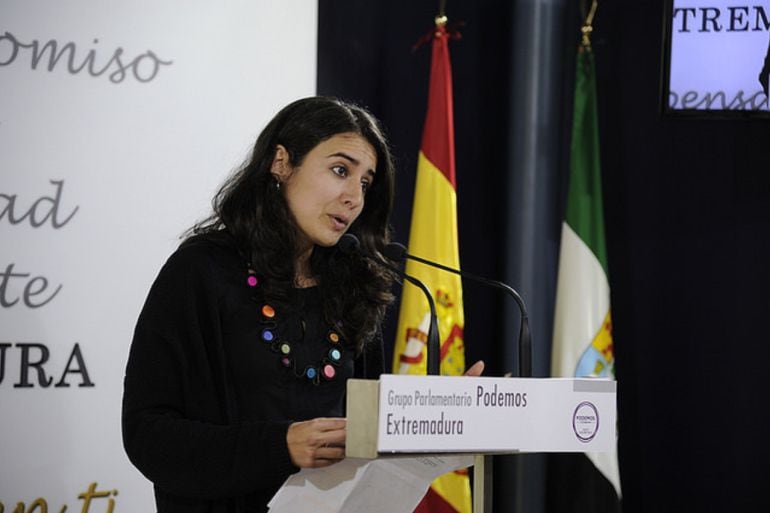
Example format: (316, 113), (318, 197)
(330, 214), (349, 230)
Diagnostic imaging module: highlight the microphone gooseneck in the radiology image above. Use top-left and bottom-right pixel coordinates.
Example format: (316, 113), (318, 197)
(337, 234), (441, 375)
(384, 241), (533, 378)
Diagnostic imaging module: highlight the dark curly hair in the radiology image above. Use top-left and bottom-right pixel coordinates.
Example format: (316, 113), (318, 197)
(189, 96), (396, 353)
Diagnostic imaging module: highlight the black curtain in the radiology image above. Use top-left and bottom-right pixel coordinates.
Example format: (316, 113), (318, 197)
(317, 0), (770, 512)
(596, 1), (770, 512)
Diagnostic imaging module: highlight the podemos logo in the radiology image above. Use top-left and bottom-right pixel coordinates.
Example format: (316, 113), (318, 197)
(572, 401), (599, 443)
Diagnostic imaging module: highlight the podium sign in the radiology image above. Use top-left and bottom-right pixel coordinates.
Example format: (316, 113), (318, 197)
(347, 375), (616, 458)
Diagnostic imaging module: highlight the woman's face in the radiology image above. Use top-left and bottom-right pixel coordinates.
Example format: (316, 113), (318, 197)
(272, 132), (377, 252)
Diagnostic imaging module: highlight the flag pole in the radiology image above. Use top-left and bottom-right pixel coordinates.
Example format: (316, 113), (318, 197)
(395, 2), (479, 512)
(580, 0), (598, 49)
(426, 7), (494, 512)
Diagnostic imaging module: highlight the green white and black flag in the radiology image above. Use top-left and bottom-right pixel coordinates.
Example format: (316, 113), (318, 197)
(551, 44), (621, 497)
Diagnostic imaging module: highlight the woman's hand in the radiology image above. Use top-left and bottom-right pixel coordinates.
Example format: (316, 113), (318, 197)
(286, 417), (346, 468)
(464, 360), (485, 377)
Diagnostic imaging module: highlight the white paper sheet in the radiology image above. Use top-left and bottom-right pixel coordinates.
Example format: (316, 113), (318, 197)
(268, 455), (473, 513)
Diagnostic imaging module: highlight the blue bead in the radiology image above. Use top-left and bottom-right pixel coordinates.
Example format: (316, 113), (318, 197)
(329, 348), (341, 361)
(262, 329), (274, 342)
(305, 367), (317, 379)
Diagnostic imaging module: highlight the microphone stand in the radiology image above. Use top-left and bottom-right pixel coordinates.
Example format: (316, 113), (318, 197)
(386, 244), (532, 378)
(369, 258), (442, 376)
(337, 235), (442, 375)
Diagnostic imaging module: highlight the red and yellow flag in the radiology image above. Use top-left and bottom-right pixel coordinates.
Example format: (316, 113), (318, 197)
(392, 21), (470, 513)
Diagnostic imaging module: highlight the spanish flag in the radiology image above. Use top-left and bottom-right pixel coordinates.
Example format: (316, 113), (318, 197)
(392, 20), (470, 513)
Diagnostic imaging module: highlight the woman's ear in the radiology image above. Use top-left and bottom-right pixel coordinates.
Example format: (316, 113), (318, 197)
(270, 144), (292, 182)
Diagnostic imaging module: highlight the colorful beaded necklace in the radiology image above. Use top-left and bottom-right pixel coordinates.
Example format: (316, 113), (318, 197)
(246, 268), (345, 385)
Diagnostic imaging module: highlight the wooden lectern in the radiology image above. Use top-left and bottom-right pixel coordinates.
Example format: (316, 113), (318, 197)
(346, 374), (617, 513)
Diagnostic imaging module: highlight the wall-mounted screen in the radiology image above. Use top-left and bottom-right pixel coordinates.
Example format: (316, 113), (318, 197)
(661, 0), (770, 117)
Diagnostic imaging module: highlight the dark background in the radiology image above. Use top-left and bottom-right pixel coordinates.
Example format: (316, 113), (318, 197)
(318, 1), (770, 512)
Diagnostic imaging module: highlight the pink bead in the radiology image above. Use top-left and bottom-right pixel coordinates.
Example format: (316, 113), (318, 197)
(322, 364), (336, 379)
(247, 275), (258, 287)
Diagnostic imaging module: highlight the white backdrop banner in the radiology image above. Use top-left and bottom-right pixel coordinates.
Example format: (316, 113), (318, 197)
(0, 1), (317, 510)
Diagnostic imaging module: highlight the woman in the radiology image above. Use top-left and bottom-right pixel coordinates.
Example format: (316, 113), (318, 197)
(122, 97), (397, 512)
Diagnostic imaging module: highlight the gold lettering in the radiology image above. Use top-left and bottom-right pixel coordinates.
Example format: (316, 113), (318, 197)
(28, 499), (48, 513)
(105, 489), (119, 513)
(2, 483), (116, 513)
(77, 483), (109, 513)
(3, 499), (48, 513)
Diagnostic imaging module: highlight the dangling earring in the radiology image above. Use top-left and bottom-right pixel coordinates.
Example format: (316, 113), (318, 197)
(275, 180), (282, 191)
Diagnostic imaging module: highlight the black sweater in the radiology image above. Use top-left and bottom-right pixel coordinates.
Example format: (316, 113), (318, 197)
(122, 234), (383, 512)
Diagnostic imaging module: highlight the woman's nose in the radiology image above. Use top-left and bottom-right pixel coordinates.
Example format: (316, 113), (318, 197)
(342, 181), (364, 208)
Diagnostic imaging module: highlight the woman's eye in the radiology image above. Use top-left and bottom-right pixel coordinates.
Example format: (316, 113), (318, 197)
(332, 165), (348, 177)
(361, 180), (371, 193)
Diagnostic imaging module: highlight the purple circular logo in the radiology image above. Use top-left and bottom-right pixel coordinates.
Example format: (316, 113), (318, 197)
(572, 401), (599, 443)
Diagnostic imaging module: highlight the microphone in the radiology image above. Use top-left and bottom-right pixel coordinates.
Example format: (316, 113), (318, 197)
(384, 242), (533, 378)
(337, 234), (442, 376)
